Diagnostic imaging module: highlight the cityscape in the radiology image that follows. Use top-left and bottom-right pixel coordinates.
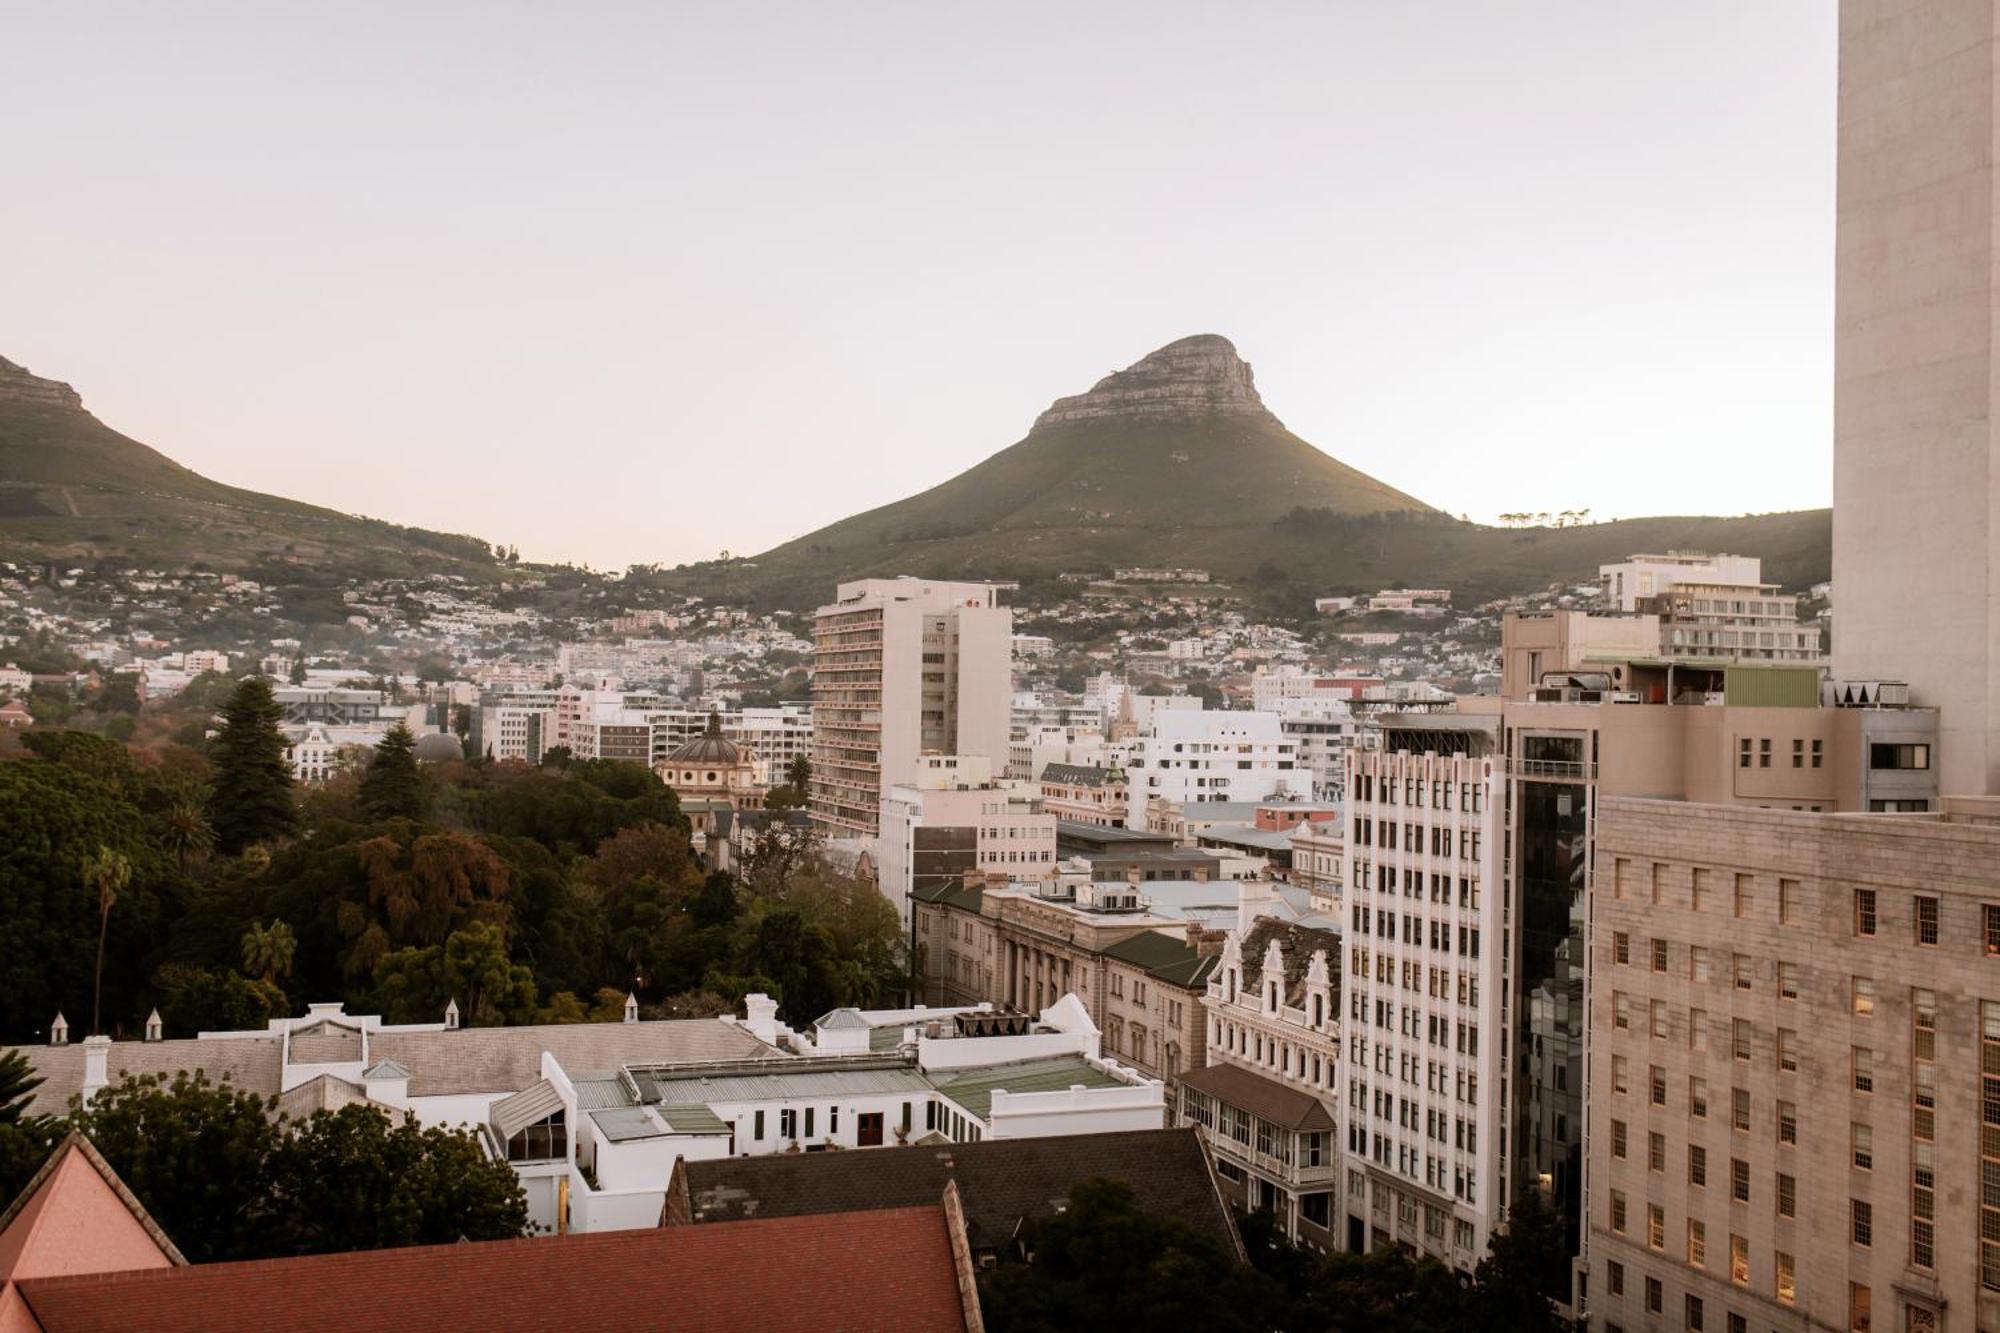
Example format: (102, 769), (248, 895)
(0, 5), (1992, 1333)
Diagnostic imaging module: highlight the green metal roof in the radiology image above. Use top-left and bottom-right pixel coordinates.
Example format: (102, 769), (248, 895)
(909, 881), (984, 912)
(1100, 930), (1197, 973)
(928, 1056), (1127, 1121)
(1723, 666), (1820, 709)
(655, 1103), (729, 1134)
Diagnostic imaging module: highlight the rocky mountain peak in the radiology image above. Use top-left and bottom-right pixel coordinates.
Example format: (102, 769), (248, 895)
(1031, 333), (1278, 431)
(0, 357), (84, 412)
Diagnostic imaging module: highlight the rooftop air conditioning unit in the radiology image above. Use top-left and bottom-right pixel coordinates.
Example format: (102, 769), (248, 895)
(1606, 691), (1641, 704)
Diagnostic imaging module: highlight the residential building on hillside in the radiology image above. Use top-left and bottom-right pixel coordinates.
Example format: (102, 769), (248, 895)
(1180, 919), (1343, 1249)
(1584, 796), (2000, 1333)
(809, 578), (1013, 837)
(468, 689), (557, 763)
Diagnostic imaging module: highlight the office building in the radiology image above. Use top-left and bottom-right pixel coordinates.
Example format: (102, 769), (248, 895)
(876, 755), (1057, 928)
(809, 578), (1013, 837)
(1123, 709), (1310, 828)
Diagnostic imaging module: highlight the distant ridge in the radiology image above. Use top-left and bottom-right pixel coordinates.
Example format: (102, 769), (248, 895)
(0, 355), (500, 575)
(668, 335), (1828, 609)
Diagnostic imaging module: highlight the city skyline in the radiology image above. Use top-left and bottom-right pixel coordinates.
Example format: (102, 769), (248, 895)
(4, 2), (1835, 569)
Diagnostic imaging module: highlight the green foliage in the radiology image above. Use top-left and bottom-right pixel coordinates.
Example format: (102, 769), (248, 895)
(265, 1105), (530, 1253)
(240, 919), (297, 984)
(373, 921), (536, 1026)
(152, 963), (289, 1036)
(0, 759), (175, 1042)
(93, 672), (142, 716)
(0, 1048), (44, 1126)
(207, 676), (297, 855)
(358, 722), (426, 821)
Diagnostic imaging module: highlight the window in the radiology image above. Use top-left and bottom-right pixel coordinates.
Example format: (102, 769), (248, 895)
(1915, 896), (1939, 946)
(1301, 1192), (1331, 1228)
(1869, 743), (1929, 770)
(1777, 1101), (1797, 1145)
(1778, 1028), (1798, 1073)
(1980, 1002), (2000, 1288)
(1689, 1144), (1707, 1187)
(1614, 931), (1630, 965)
(1852, 1046), (1874, 1093)
(1690, 947), (1712, 984)
(1853, 977), (1876, 1016)
(1686, 1293), (1705, 1332)
(1733, 874), (1752, 918)
(1612, 1055), (1629, 1095)
(1777, 1173), (1796, 1218)
(1986, 904), (2000, 957)
(1687, 1217), (1707, 1268)
(1652, 1000), (1670, 1040)
(1730, 1158), (1750, 1202)
(1737, 737), (1751, 768)
(1692, 869), (1711, 912)
(1852, 1199), (1872, 1247)
(1650, 1065), (1667, 1107)
(1652, 937), (1669, 972)
(1649, 1131), (1666, 1172)
(1776, 1252), (1796, 1306)
(1610, 1189), (1627, 1233)
(1778, 962), (1799, 999)
(1849, 1283), (1870, 1333)
(1729, 1233), (1748, 1285)
(1607, 1259), (1624, 1296)
(1689, 1008), (1709, 1052)
(1779, 878), (1800, 925)
(1690, 1077), (1709, 1118)
(1728, 1318), (1747, 1333)
(1759, 738), (1772, 768)
(1614, 992), (1631, 1031)
(503, 1110), (568, 1163)
(1732, 1019), (1752, 1061)
(1851, 1122), (1871, 1170)
(781, 1108), (798, 1140)
(1733, 954), (1753, 990)
(1791, 738), (1804, 769)
(1731, 1087), (1750, 1131)
(1645, 1275), (1663, 1315)
(1811, 739), (1823, 769)
(1854, 888), (1877, 936)
(1612, 1119), (1627, 1159)
(754, 1109), (765, 1141)
(1647, 1203), (1665, 1250)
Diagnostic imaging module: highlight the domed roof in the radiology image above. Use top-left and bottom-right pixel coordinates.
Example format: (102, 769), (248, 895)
(413, 731), (464, 763)
(665, 713), (743, 765)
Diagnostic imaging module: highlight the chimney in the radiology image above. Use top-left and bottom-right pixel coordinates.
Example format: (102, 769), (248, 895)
(443, 997), (460, 1030)
(144, 1009), (163, 1042)
(48, 1012), (68, 1046)
(624, 992), (639, 1023)
(742, 993), (780, 1045)
(81, 1034), (111, 1103)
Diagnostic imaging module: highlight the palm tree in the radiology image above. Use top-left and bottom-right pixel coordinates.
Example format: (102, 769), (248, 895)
(81, 846), (132, 1036)
(240, 920), (297, 986)
(158, 796), (214, 870)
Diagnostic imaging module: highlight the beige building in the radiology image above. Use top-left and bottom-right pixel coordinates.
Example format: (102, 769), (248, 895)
(809, 578), (1013, 837)
(1832, 0), (2000, 798)
(876, 754), (1057, 930)
(1179, 919), (1344, 1249)
(1586, 796), (2000, 1333)
(1037, 763), (1128, 827)
(909, 870), (1219, 1086)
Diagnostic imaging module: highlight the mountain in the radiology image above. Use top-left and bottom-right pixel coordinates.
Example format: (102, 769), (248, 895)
(0, 355), (500, 575)
(686, 334), (1830, 608)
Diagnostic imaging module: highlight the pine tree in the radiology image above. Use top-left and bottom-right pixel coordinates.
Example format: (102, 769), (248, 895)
(358, 722), (425, 820)
(207, 676), (298, 855)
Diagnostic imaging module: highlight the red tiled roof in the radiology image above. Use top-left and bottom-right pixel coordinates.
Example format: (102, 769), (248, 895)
(16, 1205), (973, 1333)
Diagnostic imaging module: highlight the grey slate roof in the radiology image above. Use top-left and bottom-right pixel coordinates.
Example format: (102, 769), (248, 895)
(361, 1059), (410, 1080)
(369, 1017), (781, 1096)
(2, 1038), (284, 1116)
(682, 1127), (1242, 1261)
(814, 1008), (870, 1031)
(1038, 763), (1114, 787)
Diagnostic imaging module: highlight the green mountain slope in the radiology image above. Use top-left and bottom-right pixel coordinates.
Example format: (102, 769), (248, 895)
(0, 355), (499, 574)
(684, 335), (1829, 609)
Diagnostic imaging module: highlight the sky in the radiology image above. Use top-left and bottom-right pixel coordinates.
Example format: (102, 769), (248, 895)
(2, 3), (1837, 570)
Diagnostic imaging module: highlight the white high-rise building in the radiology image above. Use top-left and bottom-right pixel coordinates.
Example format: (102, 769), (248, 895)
(876, 755), (1057, 928)
(1122, 710), (1310, 828)
(809, 578), (1013, 837)
(1597, 552), (1764, 613)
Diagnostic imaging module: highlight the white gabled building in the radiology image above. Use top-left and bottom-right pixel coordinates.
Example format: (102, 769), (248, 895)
(1123, 709), (1309, 827)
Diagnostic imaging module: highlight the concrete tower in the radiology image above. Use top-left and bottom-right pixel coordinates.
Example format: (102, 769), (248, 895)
(1834, 0), (2000, 795)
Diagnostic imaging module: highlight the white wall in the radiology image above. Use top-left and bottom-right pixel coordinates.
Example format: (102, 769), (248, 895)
(986, 1082), (1166, 1139)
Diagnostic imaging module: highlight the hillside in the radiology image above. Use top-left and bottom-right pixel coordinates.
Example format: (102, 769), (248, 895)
(0, 355), (501, 576)
(665, 335), (1830, 609)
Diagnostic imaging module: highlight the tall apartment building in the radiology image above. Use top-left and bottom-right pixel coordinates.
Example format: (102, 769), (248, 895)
(1343, 633), (1937, 1287)
(1585, 797), (2000, 1333)
(1832, 0), (2000, 798)
(1122, 709), (1310, 828)
(1341, 743), (1505, 1267)
(469, 690), (558, 763)
(809, 578), (1013, 838)
(876, 755), (1057, 929)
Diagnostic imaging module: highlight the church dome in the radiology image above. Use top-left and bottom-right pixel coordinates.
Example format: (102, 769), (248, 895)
(413, 731), (465, 763)
(666, 713), (743, 766)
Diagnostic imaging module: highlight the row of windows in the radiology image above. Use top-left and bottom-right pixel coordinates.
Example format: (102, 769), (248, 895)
(1348, 772), (1486, 811)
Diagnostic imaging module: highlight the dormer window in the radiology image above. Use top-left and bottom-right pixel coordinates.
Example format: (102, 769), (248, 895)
(505, 1110), (567, 1163)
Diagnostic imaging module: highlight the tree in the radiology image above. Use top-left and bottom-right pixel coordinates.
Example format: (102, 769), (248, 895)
(784, 754), (811, 792)
(240, 920), (297, 986)
(208, 676), (297, 855)
(0, 1048), (44, 1126)
(157, 794), (215, 870)
(73, 1071), (281, 1263)
(373, 922), (535, 1026)
(81, 845), (131, 1036)
(1464, 1190), (1575, 1333)
(289, 656), (308, 685)
(265, 1105), (529, 1254)
(152, 964), (288, 1037)
(93, 673), (141, 716)
(980, 1178), (1278, 1333)
(358, 722), (425, 821)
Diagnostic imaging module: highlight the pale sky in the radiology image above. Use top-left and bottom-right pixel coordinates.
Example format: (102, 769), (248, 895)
(2, 3), (1836, 570)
